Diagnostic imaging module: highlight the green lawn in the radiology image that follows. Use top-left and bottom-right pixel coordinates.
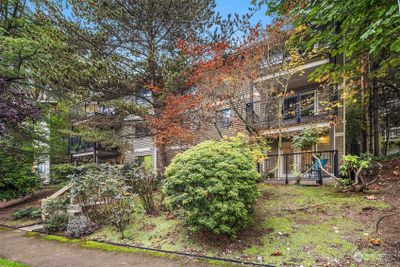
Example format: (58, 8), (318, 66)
(88, 184), (390, 266)
(0, 258), (28, 267)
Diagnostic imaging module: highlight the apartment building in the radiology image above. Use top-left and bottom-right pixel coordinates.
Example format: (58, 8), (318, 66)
(68, 54), (346, 183)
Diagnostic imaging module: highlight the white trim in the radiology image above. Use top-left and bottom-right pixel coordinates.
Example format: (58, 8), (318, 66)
(72, 152), (94, 157)
(262, 122), (330, 135)
(254, 59), (330, 83)
(134, 147), (152, 153)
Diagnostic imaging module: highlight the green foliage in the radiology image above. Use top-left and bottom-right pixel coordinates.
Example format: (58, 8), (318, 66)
(69, 164), (135, 238)
(163, 136), (260, 237)
(291, 163), (302, 185)
(50, 164), (76, 184)
(292, 128), (320, 149)
(373, 152), (400, 161)
(65, 127), (124, 152)
(42, 197), (69, 217)
(43, 211), (69, 233)
(0, 257), (28, 267)
(122, 164), (160, 215)
(12, 207), (41, 220)
(70, 164), (124, 205)
(340, 155), (371, 179)
(45, 103), (70, 164)
(0, 146), (41, 200)
(42, 196), (69, 233)
(100, 196), (135, 239)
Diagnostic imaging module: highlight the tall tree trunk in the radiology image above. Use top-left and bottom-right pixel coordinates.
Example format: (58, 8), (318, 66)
(372, 81), (380, 156)
(368, 90), (374, 154)
(158, 144), (167, 176)
(361, 57), (369, 153)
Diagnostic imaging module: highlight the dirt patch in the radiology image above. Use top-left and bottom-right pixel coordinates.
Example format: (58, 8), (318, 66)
(368, 158), (400, 264)
(0, 187), (58, 227)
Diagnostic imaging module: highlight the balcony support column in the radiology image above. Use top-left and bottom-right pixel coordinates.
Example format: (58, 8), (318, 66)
(93, 142), (97, 164)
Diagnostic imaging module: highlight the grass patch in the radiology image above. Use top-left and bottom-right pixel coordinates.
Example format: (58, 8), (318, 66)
(23, 232), (40, 237)
(0, 226), (10, 232)
(80, 240), (139, 253)
(40, 184), (388, 266)
(0, 257), (28, 267)
(90, 184), (388, 265)
(248, 184), (387, 265)
(80, 240), (179, 260)
(41, 235), (80, 243)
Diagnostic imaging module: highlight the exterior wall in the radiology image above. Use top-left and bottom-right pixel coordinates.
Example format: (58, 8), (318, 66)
(76, 57), (346, 173)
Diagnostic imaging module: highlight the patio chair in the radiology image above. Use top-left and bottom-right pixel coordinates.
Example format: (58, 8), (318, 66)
(307, 158), (328, 179)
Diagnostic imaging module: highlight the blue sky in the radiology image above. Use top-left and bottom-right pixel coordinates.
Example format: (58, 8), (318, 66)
(215, 0), (271, 26)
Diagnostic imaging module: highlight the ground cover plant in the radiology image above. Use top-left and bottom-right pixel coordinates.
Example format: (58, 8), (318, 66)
(0, 257), (28, 267)
(12, 207), (41, 221)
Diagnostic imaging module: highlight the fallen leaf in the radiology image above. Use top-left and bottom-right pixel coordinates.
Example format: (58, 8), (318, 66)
(271, 251), (282, 256)
(365, 195), (378, 200)
(370, 239), (380, 246)
(166, 212), (174, 219)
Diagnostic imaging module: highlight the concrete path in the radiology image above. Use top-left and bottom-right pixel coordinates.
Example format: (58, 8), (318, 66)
(0, 229), (214, 267)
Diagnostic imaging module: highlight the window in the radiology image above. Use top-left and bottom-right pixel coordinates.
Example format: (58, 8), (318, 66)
(261, 52), (284, 68)
(38, 162), (46, 174)
(217, 108), (232, 128)
(135, 155), (153, 171)
(136, 89), (153, 105)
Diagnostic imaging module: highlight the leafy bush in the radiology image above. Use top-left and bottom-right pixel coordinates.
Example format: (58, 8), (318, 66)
(262, 171), (275, 180)
(0, 150), (41, 200)
(66, 215), (98, 238)
(292, 128), (320, 149)
(70, 164), (125, 223)
(12, 207), (42, 220)
(70, 164), (134, 237)
(163, 136), (260, 237)
(50, 164), (76, 184)
(43, 211), (69, 233)
(42, 196), (69, 216)
(340, 154), (371, 180)
(122, 163), (160, 215)
(42, 197), (69, 233)
(99, 196), (135, 239)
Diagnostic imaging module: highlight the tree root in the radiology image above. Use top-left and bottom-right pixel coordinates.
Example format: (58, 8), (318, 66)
(375, 212), (399, 233)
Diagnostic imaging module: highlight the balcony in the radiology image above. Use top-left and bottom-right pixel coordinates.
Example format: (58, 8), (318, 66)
(68, 136), (119, 160)
(69, 102), (115, 123)
(383, 127), (400, 142)
(246, 89), (333, 131)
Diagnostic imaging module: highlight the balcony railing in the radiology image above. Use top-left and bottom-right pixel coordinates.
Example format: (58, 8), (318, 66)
(383, 127), (400, 142)
(68, 137), (117, 155)
(261, 150), (339, 184)
(69, 102), (115, 122)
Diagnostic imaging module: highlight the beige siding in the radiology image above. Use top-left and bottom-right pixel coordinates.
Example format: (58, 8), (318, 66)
(335, 135), (345, 163)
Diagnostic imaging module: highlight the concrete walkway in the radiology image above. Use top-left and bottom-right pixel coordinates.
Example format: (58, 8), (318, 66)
(0, 229), (214, 267)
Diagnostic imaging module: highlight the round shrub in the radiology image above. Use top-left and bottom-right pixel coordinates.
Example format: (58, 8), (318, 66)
(163, 136), (260, 237)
